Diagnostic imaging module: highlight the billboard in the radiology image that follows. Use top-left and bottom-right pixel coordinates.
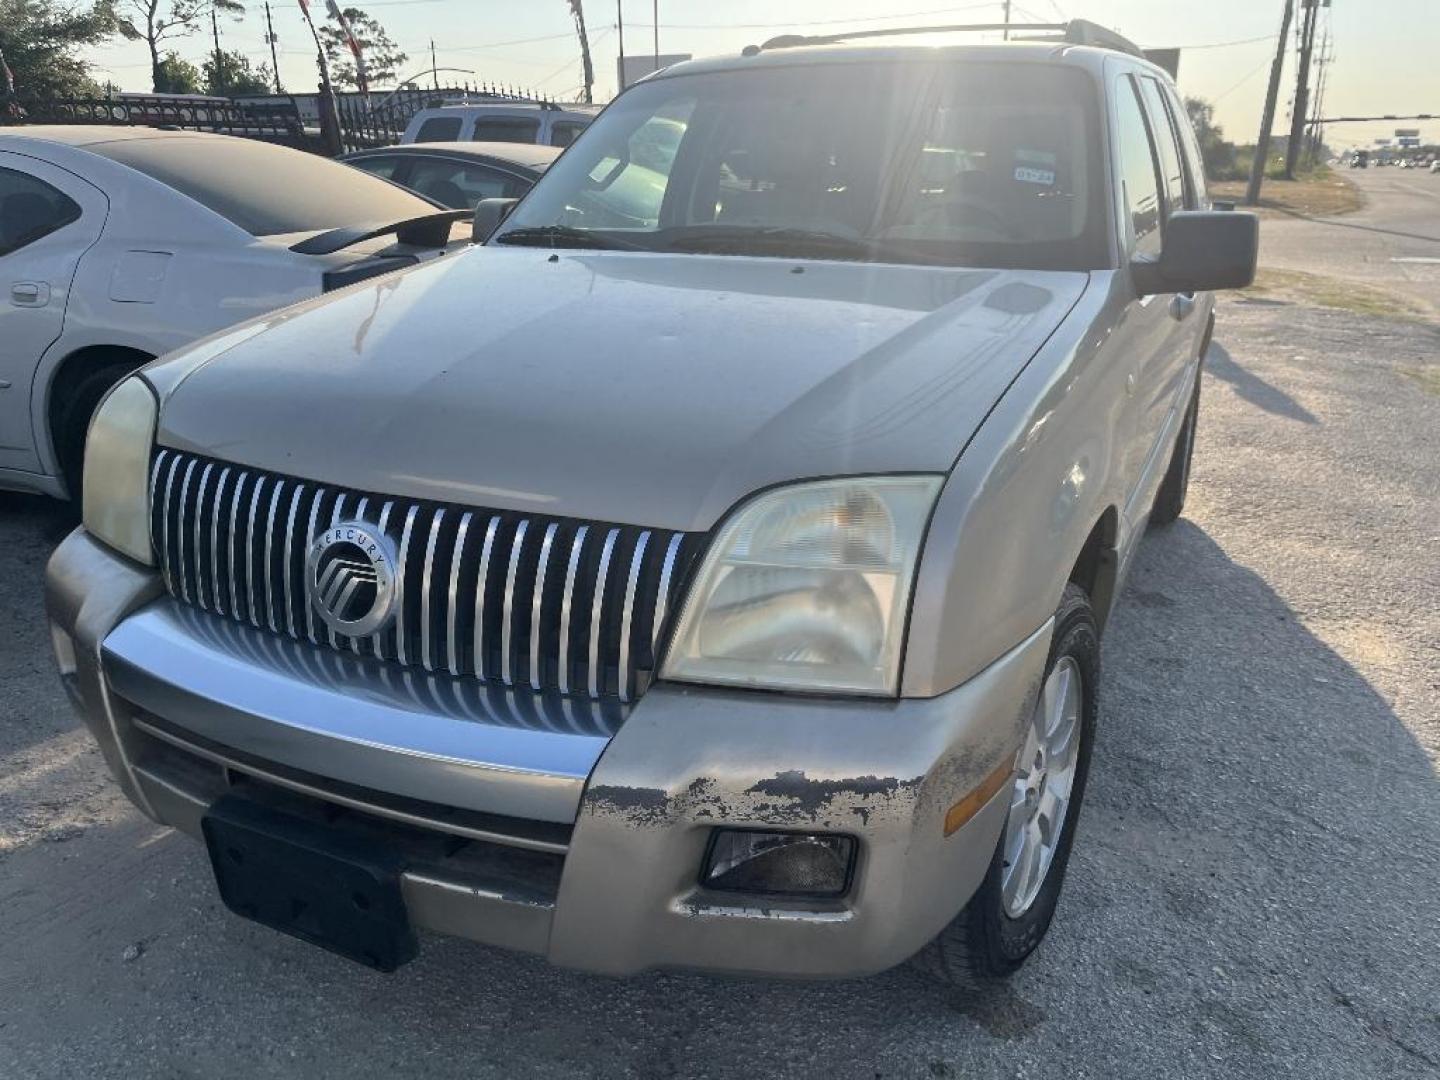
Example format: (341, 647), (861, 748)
(618, 53), (692, 89)
(1394, 128), (1421, 138)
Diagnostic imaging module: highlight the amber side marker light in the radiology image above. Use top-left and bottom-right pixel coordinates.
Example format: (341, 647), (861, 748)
(943, 760), (1014, 837)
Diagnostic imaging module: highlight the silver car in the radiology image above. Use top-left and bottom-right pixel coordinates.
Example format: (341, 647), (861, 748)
(47, 23), (1256, 982)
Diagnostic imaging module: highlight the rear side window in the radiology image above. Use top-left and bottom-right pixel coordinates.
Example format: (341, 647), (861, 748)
(348, 155), (405, 180)
(415, 116), (463, 142)
(1138, 77), (1192, 214)
(472, 118), (540, 143)
(404, 159), (528, 208)
(549, 121), (586, 147)
(0, 168), (81, 256)
(1114, 78), (1163, 259)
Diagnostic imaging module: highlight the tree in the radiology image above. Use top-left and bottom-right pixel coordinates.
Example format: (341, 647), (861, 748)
(1184, 96), (1239, 182)
(202, 48), (270, 96)
(119, 0), (243, 93)
(319, 8), (407, 89)
(0, 0), (132, 99)
(153, 49), (200, 92)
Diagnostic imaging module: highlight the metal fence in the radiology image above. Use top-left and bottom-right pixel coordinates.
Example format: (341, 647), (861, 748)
(1, 94), (316, 151)
(331, 86), (557, 154)
(2, 85), (560, 158)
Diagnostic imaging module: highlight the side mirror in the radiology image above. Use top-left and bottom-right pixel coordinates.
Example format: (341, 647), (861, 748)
(472, 198), (519, 244)
(1132, 210), (1259, 296)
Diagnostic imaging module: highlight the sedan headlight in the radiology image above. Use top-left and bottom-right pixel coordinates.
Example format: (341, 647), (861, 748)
(82, 376), (158, 565)
(662, 476), (942, 695)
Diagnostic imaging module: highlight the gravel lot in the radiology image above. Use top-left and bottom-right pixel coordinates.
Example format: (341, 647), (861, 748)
(1, 174), (1437, 1079)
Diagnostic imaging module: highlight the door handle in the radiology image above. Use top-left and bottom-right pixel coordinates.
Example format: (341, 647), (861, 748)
(1169, 293), (1195, 322)
(10, 282), (50, 307)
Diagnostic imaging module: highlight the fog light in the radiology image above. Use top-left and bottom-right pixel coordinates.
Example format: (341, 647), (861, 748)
(702, 830), (855, 897)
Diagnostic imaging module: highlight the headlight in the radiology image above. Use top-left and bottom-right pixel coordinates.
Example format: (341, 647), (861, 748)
(662, 476), (942, 695)
(82, 376), (158, 565)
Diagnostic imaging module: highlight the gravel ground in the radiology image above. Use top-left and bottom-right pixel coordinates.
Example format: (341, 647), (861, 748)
(2, 230), (1437, 1077)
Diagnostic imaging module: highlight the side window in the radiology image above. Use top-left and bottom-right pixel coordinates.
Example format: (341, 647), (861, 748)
(403, 159), (519, 209)
(1114, 78), (1163, 260)
(348, 156), (405, 181)
(0, 167), (82, 257)
(549, 121), (586, 147)
(1138, 77), (1191, 214)
(471, 118), (540, 144)
(414, 116), (463, 142)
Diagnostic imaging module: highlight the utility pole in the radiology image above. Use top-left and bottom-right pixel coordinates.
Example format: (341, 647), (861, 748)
(265, 2), (283, 93)
(1003, 0), (1011, 40)
(1307, 24), (1332, 166)
(1246, 0), (1294, 205)
(653, 0), (659, 67)
(430, 39), (438, 89)
(616, 0), (625, 88)
(211, 5), (224, 87)
(1283, 0), (1321, 179)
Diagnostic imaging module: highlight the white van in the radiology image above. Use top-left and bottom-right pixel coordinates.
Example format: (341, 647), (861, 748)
(400, 102), (602, 148)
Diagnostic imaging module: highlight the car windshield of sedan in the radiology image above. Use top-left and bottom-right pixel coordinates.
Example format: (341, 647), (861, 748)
(493, 60), (1107, 270)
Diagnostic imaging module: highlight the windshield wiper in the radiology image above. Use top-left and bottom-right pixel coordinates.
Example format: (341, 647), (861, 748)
(660, 226), (874, 259)
(492, 225), (642, 251)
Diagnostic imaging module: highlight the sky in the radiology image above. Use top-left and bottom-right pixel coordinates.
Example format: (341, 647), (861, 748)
(82, 1), (1440, 150)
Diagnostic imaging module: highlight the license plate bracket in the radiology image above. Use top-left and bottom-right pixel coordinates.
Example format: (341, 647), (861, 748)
(202, 794), (418, 972)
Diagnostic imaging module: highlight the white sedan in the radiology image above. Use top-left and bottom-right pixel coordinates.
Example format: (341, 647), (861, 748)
(0, 126), (467, 500)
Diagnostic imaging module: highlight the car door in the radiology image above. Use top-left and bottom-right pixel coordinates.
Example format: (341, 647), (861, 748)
(1134, 75), (1206, 470)
(0, 154), (107, 474)
(1108, 72), (1191, 527)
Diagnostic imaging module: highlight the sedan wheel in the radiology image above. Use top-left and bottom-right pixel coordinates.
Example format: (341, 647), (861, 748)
(1001, 656), (1083, 918)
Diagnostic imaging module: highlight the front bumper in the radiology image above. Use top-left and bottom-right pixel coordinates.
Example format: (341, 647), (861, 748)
(47, 528), (1049, 978)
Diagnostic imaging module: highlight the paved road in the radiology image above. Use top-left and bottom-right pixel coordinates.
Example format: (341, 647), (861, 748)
(2, 183), (1438, 1079)
(1258, 166), (1440, 315)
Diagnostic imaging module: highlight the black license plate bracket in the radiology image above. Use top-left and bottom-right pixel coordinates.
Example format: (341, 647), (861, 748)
(202, 794), (418, 972)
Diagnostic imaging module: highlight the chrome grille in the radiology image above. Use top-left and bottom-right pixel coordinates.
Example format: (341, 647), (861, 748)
(149, 449), (696, 701)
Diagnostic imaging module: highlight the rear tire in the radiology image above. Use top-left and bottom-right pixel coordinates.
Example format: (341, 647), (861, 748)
(54, 358), (141, 504)
(912, 584), (1099, 986)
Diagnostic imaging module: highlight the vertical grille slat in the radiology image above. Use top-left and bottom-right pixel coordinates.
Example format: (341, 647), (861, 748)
(472, 515), (501, 680)
(282, 483), (305, 637)
(244, 475), (268, 628)
(588, 529), (620, 699)
(446, 512), (473, 677)
(370, 500), (394, 659)
(420, 508), (446, 672)
(149, 450), (693, 704)
(393, 504), (419, 666)
(175, 458), (199, 604)
(530, 523), (559, 692)
(617, 531), (651, 703)
(263, 480), (285, 633)
(191, 464), (214, 610)
(210, 467), (230, 617)
(501, 520), (529, 687)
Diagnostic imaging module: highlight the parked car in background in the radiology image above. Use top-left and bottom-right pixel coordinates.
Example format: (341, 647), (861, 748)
(342, 142), (561, 208)
(400, 101), (602, 147)
(0, 126), (468, 500)
(48, 23), (1257, 985)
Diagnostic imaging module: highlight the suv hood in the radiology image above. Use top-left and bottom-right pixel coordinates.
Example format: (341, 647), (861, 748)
(157, 248), (1086, 532)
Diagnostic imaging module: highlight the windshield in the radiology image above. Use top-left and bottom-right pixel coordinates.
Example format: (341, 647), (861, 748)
(90, 137), (437, 236)
(494, 60), (1107, 269)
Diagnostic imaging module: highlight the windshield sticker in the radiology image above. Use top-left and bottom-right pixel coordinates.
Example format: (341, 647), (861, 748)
(1014, 149), (1058, 186)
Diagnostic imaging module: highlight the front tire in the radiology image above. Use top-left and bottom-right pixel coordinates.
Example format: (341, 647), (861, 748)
(913, 583), (1099, 985)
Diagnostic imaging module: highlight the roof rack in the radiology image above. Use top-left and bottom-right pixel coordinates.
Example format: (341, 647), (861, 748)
(754, 19), (1145, 61)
